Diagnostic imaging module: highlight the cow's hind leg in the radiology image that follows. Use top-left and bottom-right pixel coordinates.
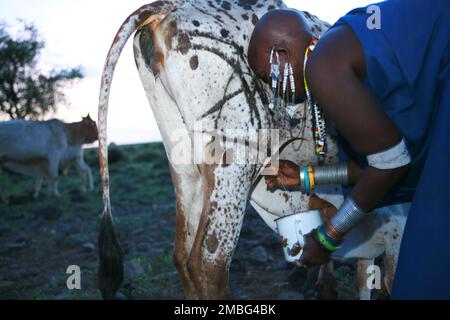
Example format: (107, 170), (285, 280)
(75, 158), (94, 192)
(381, 216), (405, 297)
(187, 163), (253, 299)
(356, 258), (375, 300)
(170, 166), (203, 300)
(33, 176), (44, 198)
(47, 159), (60, 197)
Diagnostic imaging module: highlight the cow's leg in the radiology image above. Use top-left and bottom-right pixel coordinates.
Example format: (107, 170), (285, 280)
(47, 160), (60, 197)
(356, 258), (374, 300)
(170, 165), (203, 300)
(33, 175), (44, 198)
(75, 158), (94, 192)
(382, 220), (404, 296)
(187, 163), (253, 299)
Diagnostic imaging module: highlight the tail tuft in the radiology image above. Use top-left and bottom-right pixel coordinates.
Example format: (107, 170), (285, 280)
(98, 212), (124, 300)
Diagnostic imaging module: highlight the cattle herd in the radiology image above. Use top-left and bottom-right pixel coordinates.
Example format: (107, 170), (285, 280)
(0, 115), (98, 202)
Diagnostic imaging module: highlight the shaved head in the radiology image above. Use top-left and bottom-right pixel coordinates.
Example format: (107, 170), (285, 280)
(248, 9), (313, 102)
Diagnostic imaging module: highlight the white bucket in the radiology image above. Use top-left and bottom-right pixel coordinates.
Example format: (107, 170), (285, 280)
(275, 210), (323, 262)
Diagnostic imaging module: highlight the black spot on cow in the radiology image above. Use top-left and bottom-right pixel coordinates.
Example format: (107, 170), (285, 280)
(177, 32), (191, 55)
(221, 1), (232, 10)
(312, 25), (323, 34)
(252, 13), (259, 26)
(220, 28), (230, 38)
(303, 11), (314, 20)
(206, 232), (219, 254)
(268, 5), (275, 10)
(236, 25), (241, 31)
(241, 14), (249, 20)
(243, 34), (247, 40)
(190, 55), (199, 70)
(238, 0), (258, 10)
(214, 15), (224, 23)
(192, 20), (200, 27)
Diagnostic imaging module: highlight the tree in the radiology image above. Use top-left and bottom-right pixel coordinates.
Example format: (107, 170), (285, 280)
(0, 21), (83, 120)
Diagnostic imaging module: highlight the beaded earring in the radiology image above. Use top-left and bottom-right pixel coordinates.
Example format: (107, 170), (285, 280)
(269, 46), (298, 118)
(269, 47), (281, 110)
(285, 62), (298, 118)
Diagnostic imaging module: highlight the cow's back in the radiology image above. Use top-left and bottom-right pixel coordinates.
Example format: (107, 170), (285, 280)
(0, 120), (67, 161)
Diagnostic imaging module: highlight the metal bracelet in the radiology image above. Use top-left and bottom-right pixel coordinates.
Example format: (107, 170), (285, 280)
(314, 162), (348, 186)
(299, 163), (348, 193)
(330, 196), (367, 234)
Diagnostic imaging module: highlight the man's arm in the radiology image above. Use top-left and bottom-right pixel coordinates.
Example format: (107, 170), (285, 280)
(306, 25), (409, 215)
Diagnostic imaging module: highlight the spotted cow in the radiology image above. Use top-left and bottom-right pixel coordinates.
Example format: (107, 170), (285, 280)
(98, 0), (407, 300)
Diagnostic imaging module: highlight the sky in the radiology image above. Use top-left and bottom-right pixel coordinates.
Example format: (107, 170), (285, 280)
(0, 0), (377, 145)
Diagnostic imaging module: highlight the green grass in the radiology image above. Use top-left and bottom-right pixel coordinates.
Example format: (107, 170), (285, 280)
(0, 142), (181, 300)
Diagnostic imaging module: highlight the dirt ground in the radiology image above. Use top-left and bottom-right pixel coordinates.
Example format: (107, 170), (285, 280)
(0, 143), (364, 300)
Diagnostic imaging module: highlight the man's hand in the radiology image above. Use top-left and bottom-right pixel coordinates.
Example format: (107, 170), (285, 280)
(296, 231), (332, 268)
(264, 160), (300, 188)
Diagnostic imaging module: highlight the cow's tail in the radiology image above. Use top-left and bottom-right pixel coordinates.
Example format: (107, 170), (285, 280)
(97, 1), (173, 300)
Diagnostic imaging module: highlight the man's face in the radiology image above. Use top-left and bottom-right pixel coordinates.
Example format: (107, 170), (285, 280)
(247, 9), (313, 105)
(249, 45), (307, 104)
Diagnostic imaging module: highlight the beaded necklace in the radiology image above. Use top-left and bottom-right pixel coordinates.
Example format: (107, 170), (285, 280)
(303, 38), (327, 156)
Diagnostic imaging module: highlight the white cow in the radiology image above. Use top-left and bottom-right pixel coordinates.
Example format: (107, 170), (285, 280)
(0, 115), (98, 200)
(97, 0), (407, 300)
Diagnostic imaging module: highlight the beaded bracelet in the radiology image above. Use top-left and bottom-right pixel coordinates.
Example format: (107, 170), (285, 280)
(314, 225), (342, 252)
(300, 166), (315, 193)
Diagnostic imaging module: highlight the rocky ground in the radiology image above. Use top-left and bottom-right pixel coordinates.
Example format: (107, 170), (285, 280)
(0, 143), (363, 300)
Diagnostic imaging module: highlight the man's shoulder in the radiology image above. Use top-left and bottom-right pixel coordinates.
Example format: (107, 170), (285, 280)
(307, 24), (365, 85)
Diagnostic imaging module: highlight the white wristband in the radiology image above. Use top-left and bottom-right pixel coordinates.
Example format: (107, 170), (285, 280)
(367, 139), (412, 170)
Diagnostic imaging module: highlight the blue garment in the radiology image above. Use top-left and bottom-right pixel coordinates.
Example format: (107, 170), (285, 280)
(332, 0), (450, 299)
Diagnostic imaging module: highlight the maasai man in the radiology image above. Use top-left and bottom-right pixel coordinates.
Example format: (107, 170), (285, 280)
(248, 0), (450, 299)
